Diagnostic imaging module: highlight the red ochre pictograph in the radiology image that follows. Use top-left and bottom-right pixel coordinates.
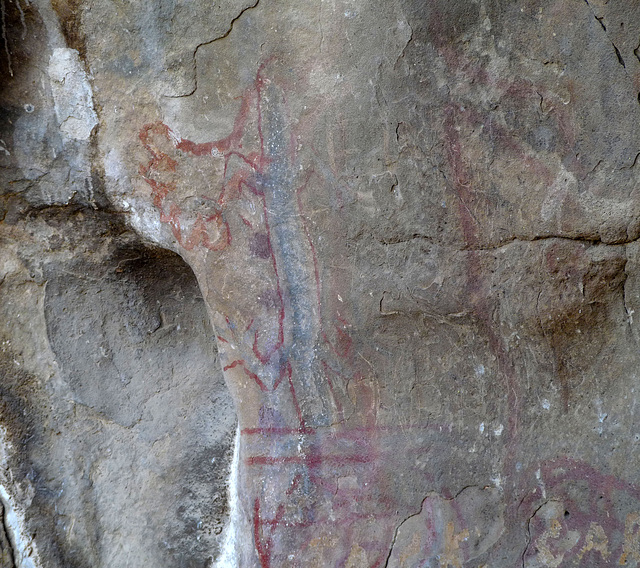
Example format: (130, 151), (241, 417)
(138, 63), (365, 423)
(138, 63), (393, 566)
(138, 60), (640, 567)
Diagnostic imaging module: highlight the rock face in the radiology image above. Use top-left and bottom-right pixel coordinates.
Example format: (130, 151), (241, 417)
(2, 0), (640, 566)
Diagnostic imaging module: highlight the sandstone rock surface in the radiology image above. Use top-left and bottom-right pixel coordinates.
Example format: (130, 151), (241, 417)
(2, 0), (640, 566)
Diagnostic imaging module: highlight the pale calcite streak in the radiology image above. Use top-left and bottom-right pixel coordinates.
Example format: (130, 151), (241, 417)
(214, 425), (241, 568)
(48, 48), (98, 141)
(0, 427), (42, 568)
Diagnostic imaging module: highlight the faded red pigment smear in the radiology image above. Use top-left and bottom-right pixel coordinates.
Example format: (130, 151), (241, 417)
(439, 43), (577, 491)
(440, 58), (588, 493)
(442, 102), (521, 479)
(438, 45), (640, 566)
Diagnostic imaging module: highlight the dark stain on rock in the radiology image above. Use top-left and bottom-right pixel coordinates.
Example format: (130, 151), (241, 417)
(537, 241), (627, 409)
(50, 0), (86, 59)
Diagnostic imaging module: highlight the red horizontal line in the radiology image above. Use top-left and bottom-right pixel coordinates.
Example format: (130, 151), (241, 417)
(246, 453), (373, 467)
(241, 427), (316, 436)
(257, 518), (314, 528)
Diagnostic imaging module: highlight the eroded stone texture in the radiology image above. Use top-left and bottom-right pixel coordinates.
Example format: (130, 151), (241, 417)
(3, 0), (640, 566)
(0, 207), (236, 567)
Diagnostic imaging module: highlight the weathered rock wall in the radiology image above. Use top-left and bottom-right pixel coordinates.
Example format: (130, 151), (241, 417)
(2, 0), (640, 566)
